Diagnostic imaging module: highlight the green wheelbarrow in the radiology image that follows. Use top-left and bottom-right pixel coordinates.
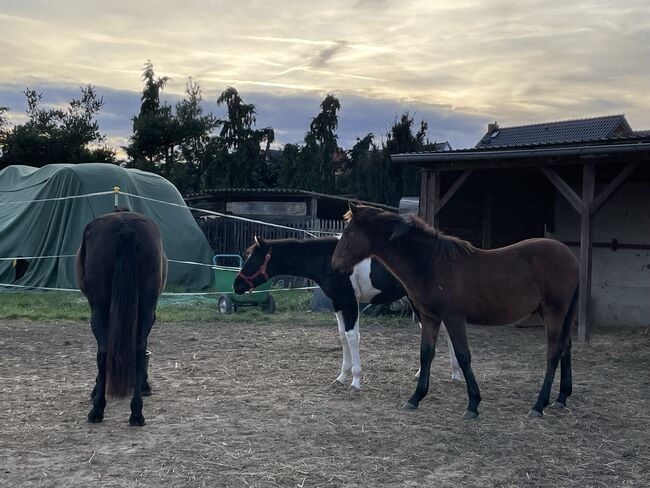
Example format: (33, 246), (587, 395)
(212, 254), (276, 314)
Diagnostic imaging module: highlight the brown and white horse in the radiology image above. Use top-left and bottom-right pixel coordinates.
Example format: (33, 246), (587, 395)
(332, 203), (579, 419)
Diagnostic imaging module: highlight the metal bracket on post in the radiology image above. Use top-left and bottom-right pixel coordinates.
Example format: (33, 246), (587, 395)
(113, 186), (120, 211)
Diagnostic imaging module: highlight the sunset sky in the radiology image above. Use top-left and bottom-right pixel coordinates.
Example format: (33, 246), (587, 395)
(1, 0), (649, 153)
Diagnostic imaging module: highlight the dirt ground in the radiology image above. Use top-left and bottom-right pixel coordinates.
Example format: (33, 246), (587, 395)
(1, 318), (649, 488)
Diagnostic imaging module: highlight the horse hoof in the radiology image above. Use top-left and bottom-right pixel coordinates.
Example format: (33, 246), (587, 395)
(527, 409), (544, 419)
(451, 374), (462, 382)
(462, 410), (479, 420)
(129, 414), (146, 427)
(348, 386), (361, 398)
(412, 374), (420, 382)
(87, 410), (103, 423)
(330, 379), (346, 389)
(401, 402), (418, 411)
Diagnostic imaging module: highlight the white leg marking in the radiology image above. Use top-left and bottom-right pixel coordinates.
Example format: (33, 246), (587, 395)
(441, 321), (462, 381)
(345, 319), (362, 390)
(334, 312), (351, 385)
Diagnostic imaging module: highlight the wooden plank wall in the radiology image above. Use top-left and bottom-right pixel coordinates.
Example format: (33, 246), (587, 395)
(198, 217), (345, 255)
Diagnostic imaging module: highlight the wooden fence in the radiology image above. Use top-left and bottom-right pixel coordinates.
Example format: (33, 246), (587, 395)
(198, 216), (345, 256)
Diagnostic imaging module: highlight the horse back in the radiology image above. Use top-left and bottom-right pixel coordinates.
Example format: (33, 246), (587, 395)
(76, 212), (166, 303)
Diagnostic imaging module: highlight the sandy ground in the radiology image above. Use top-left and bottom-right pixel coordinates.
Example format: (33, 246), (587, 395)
(1, 318), (649, 487)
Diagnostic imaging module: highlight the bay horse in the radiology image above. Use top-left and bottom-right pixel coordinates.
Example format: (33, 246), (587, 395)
(76, 210), (168, 426)
(232, 236), (461, 391)
(331, 203), (579, 419)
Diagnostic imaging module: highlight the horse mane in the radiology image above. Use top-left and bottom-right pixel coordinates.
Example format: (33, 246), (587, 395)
(346, 205), (475, 260)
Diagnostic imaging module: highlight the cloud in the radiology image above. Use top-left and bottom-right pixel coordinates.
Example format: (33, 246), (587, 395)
(309, 41), (349, 68)
(1, 0), (648, 146)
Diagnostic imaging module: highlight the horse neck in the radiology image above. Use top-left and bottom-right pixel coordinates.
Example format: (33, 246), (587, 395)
(270, 240), (334, 283)
(369, 234), (441, 289)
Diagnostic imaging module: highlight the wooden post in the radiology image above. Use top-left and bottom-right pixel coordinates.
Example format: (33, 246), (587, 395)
(482, 174), (493, 249)
(578, 162), (595, 342)
(419, 170), (440, 227)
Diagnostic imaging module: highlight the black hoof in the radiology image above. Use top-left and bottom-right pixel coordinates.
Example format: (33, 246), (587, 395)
(527, 409), (544, 419)
(462, 410), (479, 420)
(87, 409), (104, 423)
(129, 413), (145, 427)
(330, 379), (346, 389)
(401, 402), (418, 410)
(551, 401), (565, 409)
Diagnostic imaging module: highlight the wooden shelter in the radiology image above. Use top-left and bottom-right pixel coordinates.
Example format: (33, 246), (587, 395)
(393, 115), (650, 341)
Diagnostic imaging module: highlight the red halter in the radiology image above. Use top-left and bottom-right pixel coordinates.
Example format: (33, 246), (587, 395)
(236, 253), (271, 292)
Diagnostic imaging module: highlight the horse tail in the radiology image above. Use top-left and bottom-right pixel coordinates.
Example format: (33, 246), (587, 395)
(105, 230), (139, 397)
(560, 286), (579, 348)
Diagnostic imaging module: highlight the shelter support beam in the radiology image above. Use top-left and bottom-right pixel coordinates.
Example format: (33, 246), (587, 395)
(578, 163), (595, 342)
(419, 170), (440, 226)
(540, 166), (582, 213)
(419, 169), (474, 227)
(590, 161), (639, 215)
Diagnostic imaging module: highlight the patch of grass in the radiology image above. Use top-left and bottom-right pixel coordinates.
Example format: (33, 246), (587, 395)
(0, 289), (413, 329)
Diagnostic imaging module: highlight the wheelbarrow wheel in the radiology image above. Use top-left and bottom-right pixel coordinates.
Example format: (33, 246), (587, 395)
(218, 294), (234, 314)
(261, 295), (276, 313)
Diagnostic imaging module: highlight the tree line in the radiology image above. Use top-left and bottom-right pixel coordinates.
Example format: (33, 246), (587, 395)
(0, 61), (442, 206)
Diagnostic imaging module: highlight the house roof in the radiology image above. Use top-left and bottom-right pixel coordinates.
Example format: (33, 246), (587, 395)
(475, 115), (633, 149)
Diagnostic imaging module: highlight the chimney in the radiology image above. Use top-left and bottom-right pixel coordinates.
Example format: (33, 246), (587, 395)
(487, 121), (499, 135)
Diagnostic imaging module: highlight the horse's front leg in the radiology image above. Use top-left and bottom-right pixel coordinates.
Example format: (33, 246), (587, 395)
(404, 316), (441, 410)
(444, 314), (481, 419)
(442, 322), (462, 381)
(333, 310), (352, 386)
(413, 321), (462, 381)
(341, 305), (362, 392)
(88, 309), (108, 423)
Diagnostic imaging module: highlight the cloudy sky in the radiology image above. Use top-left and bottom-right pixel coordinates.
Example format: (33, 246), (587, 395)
(1, 0), (649, 153)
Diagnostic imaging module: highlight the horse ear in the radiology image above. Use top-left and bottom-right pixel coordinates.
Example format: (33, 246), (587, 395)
(389, 215), (414, 241)
(349, 201), (361, 215)
(255, 235), (268, 249)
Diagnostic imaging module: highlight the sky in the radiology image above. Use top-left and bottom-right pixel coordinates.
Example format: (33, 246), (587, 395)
(1, 0), (649, 154)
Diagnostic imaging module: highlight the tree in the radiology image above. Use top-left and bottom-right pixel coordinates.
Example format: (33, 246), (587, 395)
(203, 87), (275, 188)
(125, 61), (175, 174)
(303, 94), (341, 192)
(173, 79), (220, 193)
(0, 86), (115, 168)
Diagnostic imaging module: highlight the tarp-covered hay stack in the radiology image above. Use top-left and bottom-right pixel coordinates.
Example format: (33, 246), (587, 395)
(0, 163), (213, 290)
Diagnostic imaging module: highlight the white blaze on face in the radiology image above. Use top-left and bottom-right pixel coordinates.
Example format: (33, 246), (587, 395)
(349, 258), (381, 303)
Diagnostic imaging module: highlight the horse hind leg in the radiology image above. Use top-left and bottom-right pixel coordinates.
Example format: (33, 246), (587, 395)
(552, 338), (572, 409)
(529, 308), (565, 418)
(88, 308), (109, 423)
(129, 308), (156, 427)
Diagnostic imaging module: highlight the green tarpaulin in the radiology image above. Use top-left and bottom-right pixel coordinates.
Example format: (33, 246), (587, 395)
(0, 164), (213, 290)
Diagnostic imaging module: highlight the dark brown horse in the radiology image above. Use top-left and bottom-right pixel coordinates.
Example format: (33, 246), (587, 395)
(331, 203), (579, 419)
(76, 211), (168, 426)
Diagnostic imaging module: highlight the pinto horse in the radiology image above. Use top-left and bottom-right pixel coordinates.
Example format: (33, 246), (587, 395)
(232, 236), (461, 391)
(332, 203), (579, 419)
(76, 211), (168, 426)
